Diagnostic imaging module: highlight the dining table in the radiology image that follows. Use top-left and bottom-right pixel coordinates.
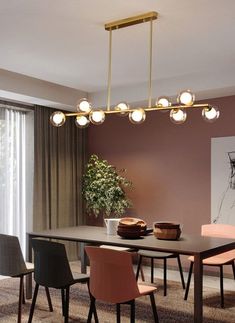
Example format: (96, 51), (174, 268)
(26, 225), (235, 323)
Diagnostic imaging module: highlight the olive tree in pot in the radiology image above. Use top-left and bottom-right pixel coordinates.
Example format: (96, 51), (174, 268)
(82, 154), (132, 224)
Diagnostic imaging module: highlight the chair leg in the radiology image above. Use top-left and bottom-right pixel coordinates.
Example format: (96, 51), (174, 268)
(64, 286), (70, 323)
(28, 283), (39, 323)
(22, 279), (26, 304)
(87, 295), (98, 323)
(87, 281), (99, 323)
(136, 255), (143, 281)
(163, 258), (167, 296)
(231, 261), (235, 280)
(140, 265), (145, 281)
(149, 292), (159, 323)
(184, 262), (193, 300)
(130, 300), (135, 323)
(116, 303), (121, 323)
(220, 265), (224, 308)
(17, 276), (24, 323)
(61, 289), (65, 316)
(151, 258), (154, 283)
(177, 255), (186, 289)
(45, 287), (53, 312)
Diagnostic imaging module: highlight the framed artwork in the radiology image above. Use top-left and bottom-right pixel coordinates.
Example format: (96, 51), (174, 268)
(211, 136), (235, 224)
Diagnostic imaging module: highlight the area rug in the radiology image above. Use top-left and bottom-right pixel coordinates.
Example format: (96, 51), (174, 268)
(0, 277), (234, 322)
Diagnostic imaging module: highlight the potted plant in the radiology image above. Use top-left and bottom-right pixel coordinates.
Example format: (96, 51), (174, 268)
(82, 154), (132, 218)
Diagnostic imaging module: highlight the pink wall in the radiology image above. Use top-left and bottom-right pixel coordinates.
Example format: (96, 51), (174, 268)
(87, 95), (235, 235)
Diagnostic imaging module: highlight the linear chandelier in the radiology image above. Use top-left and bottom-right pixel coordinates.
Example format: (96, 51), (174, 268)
(50, 12), (220, 128)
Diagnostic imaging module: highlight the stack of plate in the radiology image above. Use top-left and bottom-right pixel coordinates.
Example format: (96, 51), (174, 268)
(117, 217), (147, 238)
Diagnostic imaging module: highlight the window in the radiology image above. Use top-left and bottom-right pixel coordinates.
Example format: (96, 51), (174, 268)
(0, 104), (34, 254)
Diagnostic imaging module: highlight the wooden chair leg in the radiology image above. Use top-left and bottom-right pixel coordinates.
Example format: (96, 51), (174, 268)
(220, 265), (224, 308)
(151, 258), (154, 283)
(184, 262), (193, 300)
(231, 261), (235, 280)
(149, 292), (159, 323)
(163, 258), (167, 296)
(45, 287), (53, 312)
(28, 283), (39, 323)
(64, 286), (70, 323)
(136, 255), (143, 281)
(116, 303), (121, 323)
(17, 276), (24, 323)
(130, 300), (135, 323)
(177, 255), (186, 289)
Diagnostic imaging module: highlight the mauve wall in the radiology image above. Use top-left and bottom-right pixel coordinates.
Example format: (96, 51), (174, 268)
(87, 95), (235, 235)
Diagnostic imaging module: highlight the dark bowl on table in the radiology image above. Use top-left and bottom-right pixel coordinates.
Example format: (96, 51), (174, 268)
(153, 222), (181, 240)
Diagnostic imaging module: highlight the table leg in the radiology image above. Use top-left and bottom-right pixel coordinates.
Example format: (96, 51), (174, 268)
(194, 254), (203, 323)
(80, 242), (88, 273)
(26, 234), (33, 299)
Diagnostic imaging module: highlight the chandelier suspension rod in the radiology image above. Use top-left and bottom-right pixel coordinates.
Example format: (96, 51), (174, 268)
(148, 18), (153, 108)
(107, 28), (112, 112)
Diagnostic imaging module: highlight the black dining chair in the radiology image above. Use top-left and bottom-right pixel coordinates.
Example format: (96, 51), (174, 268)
(136, 250), (185, 296)
(0, 234), (52, 323)
(28, 238), (91, 323)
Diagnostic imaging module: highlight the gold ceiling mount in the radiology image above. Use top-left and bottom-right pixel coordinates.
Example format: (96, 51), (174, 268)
(104, 11), (158, 30)
(50, 11), (220, 128)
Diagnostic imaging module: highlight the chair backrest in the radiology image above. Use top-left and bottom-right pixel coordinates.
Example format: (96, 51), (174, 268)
(32, 239), (74, 288)
(0, 234), (27, 277)
(201, 224), (235, 239)
(85, 246), (140, 304)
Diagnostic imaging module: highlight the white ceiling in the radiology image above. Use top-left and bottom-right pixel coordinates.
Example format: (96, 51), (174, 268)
(0, 0), (235, 107)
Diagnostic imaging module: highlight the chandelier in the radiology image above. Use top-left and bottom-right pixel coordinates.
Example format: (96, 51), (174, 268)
(50, 12), (220, 128)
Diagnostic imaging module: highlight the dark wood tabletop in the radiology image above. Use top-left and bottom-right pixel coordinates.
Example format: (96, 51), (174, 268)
(27, 225), (235, 258)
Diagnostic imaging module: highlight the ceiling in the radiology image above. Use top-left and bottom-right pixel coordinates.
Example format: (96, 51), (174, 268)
(0, 0), (235, 107)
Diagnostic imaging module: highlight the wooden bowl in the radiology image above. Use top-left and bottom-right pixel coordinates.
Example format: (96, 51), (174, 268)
(153, 222), (181, 240)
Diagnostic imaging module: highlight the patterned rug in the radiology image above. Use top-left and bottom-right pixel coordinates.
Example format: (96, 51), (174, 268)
(0, 277), (234, 322)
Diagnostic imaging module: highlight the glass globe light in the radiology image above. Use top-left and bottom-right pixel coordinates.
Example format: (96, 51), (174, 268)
(115, 102), (129, 116)
(76, 98), (92, 113)
(75, 115), (90, 128)
(177, 90), (195, 106)
(50, 111), (66, 127)
(89, 110), (105, 125)
(156, 96), (171, 108)
(202, 106), (220, 122)
(170, 108), (187, 124)
(129, 108), (146, 124)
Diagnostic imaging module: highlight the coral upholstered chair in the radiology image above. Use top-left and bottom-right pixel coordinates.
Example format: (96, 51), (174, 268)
(184, 224), (235, 308)
(85, 246), (159, 323)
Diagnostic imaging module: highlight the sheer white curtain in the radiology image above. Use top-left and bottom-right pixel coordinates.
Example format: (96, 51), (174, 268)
(0, 104), (34, 255)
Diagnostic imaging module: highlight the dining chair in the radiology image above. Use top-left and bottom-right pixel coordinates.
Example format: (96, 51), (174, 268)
(99, 244), (145, 280)
(184, 223), (235, 308)
(136, 250), (185, 296)
(85, 246), (159, 323)
(28, 239), (91, 323)
(0, 234), (52, 323)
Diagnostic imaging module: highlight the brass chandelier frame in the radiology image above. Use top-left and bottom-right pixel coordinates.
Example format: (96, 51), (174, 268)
(50, 12), (219, 127)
